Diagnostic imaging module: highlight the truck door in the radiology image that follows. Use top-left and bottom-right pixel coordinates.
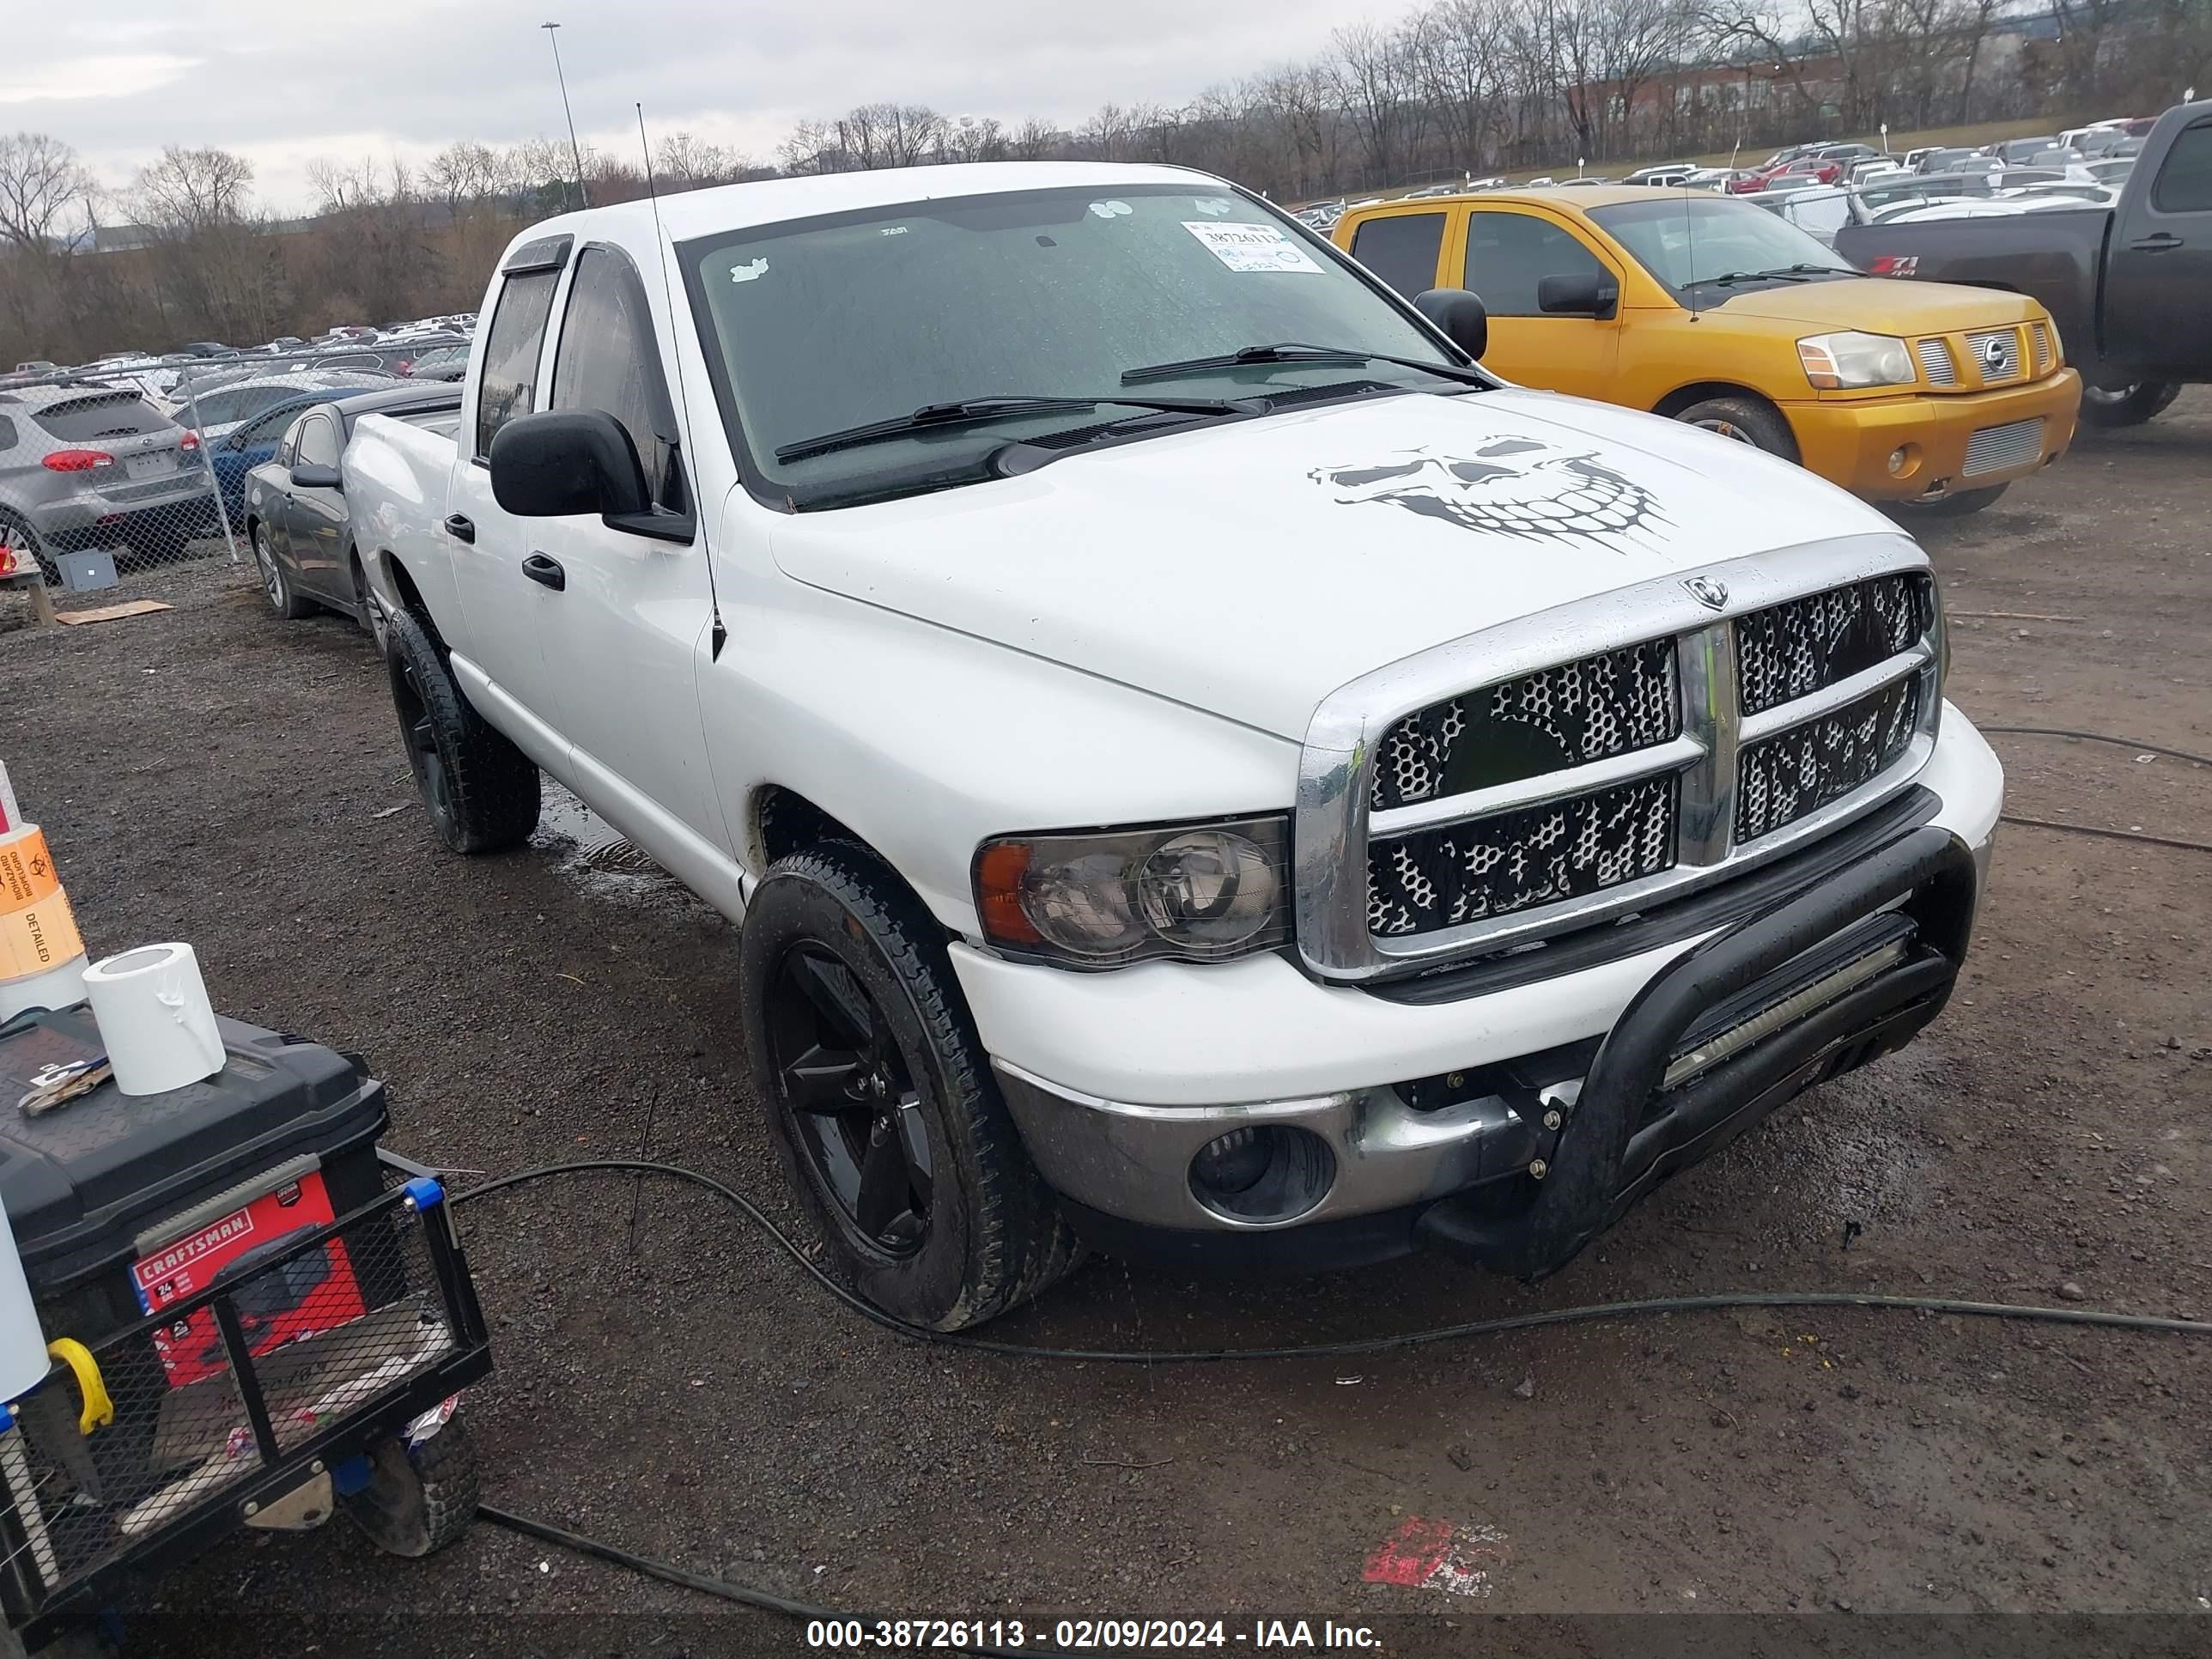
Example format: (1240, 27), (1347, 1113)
(446, 239), (573, 758)
(527, 241), (731, 854)
(1460, 206), (1624, 396)
(2102, 110), (2212, 379)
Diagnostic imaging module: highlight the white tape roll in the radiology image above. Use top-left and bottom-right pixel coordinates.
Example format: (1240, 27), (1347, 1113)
(82, 943), (228, 1097)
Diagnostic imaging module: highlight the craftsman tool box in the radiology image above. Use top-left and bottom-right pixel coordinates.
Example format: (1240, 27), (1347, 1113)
(0, 1006), (388, 1347)
(0, 1006), (491, 1648)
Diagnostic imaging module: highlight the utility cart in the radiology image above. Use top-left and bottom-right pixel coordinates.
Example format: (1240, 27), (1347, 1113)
(0, 1006), (493, 1655)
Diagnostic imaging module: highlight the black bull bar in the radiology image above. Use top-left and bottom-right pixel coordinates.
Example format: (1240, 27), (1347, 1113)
(1416, 825), (1980, 1279)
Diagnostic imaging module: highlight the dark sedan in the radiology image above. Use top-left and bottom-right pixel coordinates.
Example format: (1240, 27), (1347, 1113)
(208, 389), (362, 526)
(241, 385), (459, 635)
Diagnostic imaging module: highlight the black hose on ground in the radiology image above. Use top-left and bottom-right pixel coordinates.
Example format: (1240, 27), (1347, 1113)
(449, 1160), (2212, 1361)
(1977, 724), (2212, 853)
(456, 1161), (2205, 1644)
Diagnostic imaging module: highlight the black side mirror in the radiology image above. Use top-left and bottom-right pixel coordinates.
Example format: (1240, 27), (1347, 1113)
(289, 464), (342, 490)
(1537, 273), (1621, 319)
(1413, 288), (1488, 360)
(489, 410), (649, 521)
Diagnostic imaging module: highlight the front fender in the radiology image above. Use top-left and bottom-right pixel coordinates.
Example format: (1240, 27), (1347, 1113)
(699, 576), (1299, 935)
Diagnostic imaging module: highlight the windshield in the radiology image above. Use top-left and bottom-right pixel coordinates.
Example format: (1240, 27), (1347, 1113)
(682, 183), (1468, 508)
(1588, 197), (1852, 296)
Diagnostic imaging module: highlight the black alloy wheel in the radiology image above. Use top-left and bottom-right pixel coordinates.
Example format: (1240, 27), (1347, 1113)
(392, 651), (453, 827)
(765, 942), (935, 1256)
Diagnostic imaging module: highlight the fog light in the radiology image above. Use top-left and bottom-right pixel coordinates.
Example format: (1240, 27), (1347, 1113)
(1887, 444), (1920, 478)
(1190, 1127), (1270, 1194)
(1188, 1126), (1335, 1223)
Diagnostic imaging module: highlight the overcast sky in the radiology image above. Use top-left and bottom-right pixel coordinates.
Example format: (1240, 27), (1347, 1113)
(0, 0), (1363, 214)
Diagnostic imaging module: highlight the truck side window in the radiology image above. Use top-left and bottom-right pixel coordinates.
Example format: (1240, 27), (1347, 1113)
(0, 416), (15, 452)
(1464, 214), (1608, 316)
(550, 246), (684, 511)
(1348, 212), (1447, 299)
(474, 267), (561, 462)
(2152, 119), (2212, 212)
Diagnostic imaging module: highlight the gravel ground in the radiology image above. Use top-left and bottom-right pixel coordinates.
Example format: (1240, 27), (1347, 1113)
(3, 392), (2207, 1657)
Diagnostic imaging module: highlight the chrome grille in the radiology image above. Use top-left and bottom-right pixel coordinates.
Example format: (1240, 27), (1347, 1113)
(1915, 338), (1957, 386)
(1964, 417), (2044, 477)
(1737, 677), (1922, 843)
(2031, 322), (2052, 374)
(1965, 327), (2021, 383)
(1297, 542), (1946, 981)
(1368, 775), (1677, 937)
(1735, 574), (1929, 717)
(1370, 641), (1679, 811)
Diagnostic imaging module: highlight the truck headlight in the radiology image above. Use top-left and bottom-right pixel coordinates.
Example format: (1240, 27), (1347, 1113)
(1797, 331), (1915, 389)
(974, 816), (1289, 968)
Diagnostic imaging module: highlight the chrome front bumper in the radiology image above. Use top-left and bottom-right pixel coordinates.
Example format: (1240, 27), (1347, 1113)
(993, 1060), (1540, 1235)
(997, 821), (1992, 1251)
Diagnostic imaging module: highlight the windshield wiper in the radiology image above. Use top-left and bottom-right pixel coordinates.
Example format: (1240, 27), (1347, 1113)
(1705, 264), (1852, 287)
(774, 394), (1257, 463)
(1120, 342), (1487, 387)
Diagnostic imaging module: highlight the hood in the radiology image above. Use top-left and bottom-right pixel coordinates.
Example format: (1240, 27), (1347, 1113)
(1712, 276), (2044, 332)
(768, 389), (1903, 740)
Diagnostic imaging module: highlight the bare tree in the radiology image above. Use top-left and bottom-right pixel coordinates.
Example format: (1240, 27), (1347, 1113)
(0, 132), (92, 253)
(132, 146), (256, 232)
(1007, 117), (1060, 161)
(656, 131), (743, 186)
(939, 115), (1006, 163)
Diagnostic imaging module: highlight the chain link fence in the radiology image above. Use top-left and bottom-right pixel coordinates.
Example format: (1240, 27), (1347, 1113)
(1, 338), (469, 621)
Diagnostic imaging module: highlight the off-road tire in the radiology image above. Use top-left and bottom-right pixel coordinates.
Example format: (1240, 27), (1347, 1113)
(340, 1418), (481, 1559)
(1672, 395), (1800, 461)
(739, 842), (1081, 1329)
(2077, 380), (2180, 428)
(252, 522), (311, 619)
(1895, 483), (2008, 519)
(383, 605), (540, 853)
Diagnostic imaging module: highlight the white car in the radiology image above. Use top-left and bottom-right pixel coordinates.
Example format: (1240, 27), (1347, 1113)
(348, 161), (2003, 1328)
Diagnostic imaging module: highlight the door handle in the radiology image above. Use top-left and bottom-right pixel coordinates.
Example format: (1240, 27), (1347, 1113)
(2127, 233), (2183, 252)
(442, 514), (476, 543)
(521, 553), (566, 592)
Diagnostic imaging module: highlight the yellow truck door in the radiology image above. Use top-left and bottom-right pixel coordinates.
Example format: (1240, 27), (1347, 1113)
(1458, 205), (1626, 398)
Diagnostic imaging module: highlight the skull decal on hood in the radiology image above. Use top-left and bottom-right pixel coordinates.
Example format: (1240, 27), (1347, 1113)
(1310, 438), (1668, 546)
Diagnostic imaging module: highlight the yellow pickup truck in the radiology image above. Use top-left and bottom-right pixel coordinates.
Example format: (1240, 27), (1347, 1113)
(1333, 187), (2081, 515)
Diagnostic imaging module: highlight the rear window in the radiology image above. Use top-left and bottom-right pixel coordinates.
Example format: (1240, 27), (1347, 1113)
(475, 269), (562, 461)
(2152, 119), (2212, 213)
(34, 392), (173, 442)
(1348, 211), (1448, 298)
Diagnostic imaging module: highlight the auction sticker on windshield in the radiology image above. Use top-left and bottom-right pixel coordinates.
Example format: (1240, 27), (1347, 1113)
(1182, 222), (1322, 273)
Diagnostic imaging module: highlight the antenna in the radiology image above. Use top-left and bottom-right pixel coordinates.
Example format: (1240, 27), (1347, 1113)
(636, 102), (726, 656)
(1684, 173), (1701, 323)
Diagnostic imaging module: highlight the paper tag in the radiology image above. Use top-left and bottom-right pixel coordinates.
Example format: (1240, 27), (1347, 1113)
(1182, 222), (1322, 274)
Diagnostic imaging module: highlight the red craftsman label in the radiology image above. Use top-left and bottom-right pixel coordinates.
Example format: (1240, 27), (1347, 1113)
(133, 1172), (367, 1387)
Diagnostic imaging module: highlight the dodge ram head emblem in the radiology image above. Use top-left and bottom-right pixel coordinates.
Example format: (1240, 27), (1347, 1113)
(1310, 438), (1668, 546)
(1681, 575), (1729, 611)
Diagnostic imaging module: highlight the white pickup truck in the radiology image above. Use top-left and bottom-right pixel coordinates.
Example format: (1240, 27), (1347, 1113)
(347, 162), (2003, 1329)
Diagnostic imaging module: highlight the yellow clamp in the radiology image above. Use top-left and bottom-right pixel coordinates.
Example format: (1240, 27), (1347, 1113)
(45, 1340), (112, 1436)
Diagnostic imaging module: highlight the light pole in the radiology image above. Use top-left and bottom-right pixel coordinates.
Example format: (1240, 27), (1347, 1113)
(541, 21), (589, 210)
